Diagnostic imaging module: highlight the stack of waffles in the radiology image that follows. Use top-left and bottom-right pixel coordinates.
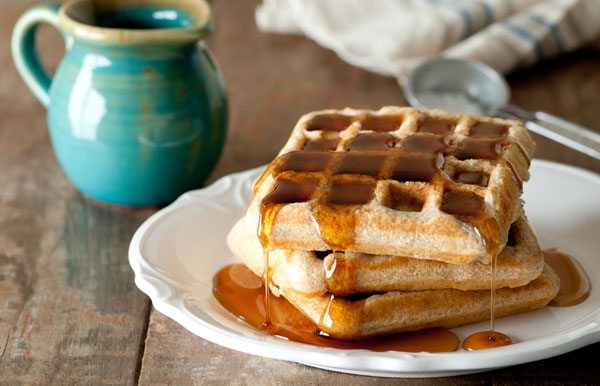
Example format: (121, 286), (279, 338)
(227, 106), (559, 340)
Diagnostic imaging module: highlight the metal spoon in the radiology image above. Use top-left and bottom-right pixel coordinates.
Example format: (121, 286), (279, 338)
(403, 58), (600, 160)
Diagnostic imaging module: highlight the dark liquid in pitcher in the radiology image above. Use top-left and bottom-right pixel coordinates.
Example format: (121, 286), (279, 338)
(94, 8), (193, 30)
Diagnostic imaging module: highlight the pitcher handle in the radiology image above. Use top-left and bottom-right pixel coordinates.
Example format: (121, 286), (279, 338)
(11, 3), (63, 108)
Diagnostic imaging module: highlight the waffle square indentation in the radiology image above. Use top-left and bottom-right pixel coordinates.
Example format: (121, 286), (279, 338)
(470, 122), (508, 138)
(265, 177), (320, 204)
(452, 171), (490, 187)
(306, 114), (353, 132)
(441, 189), (485, 217)
(417, 117), (456, 135)
(325, 181), (376, 205)
(391, 153), (443, 182)
(400, 134), (449, 154)
(360, 114), (403, 132)
(455, 138), (503, 160)
(383, 183), (426, 212)
(346, 133), (397, 150)
(336, 152), (387, 177)
(303, 138), (340, 151)
(279, 151), (334, 173)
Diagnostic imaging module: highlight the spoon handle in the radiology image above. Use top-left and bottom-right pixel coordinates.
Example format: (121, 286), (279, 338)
(500, 105), (600, 161)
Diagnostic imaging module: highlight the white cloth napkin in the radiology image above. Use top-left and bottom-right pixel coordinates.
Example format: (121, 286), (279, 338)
(255, 0), (600, 82)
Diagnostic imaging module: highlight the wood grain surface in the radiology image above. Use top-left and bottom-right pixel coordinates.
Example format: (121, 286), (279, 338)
(0, 0), (599, 385)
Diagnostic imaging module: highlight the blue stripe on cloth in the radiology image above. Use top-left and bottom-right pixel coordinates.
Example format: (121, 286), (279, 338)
(457, 6), (473, 38)
(500, 21), (544, 60)
(424, 0), (472, 38)
(477, 1), (494, 25)
(525, 12), (566, 54)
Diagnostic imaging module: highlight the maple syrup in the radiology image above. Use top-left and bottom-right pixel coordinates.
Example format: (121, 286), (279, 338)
(441, 190), (485, 217)
(462, 331), (512, 351)
(278, 151), (334, 173)
(336, 152), (387, 177)
(257, 176), (320, 323)
(469, 122), (508, 138)
(391, 152), (445, 182)
(306, 114), (353, 132)
(310, 179), (376, 252)
(361, 114), (404, 132)
(346, 133), (397, 150)
(213, 264), (460, 352)
(417, 117), (456, 135)
(544, 249), (591, 307)
(455, 138), (504, 160)
(303, 138), (339, 151)
(441, 187), (508, 350)
(400, 134), (449, 154)
(454, 128), (533, 189)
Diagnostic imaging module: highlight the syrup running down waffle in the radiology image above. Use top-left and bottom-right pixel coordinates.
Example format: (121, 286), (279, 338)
(228, 215), (545, 297)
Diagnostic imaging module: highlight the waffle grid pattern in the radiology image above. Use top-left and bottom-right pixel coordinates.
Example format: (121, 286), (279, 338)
(249, 107), (535, 264)
(264, 106), (532, 225)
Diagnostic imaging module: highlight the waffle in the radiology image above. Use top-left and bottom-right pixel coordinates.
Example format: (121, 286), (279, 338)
(246, 106), (534, 264)
(282, 266), (559, 340)
(227, 227), (559, 340)
(228, 215), (545, 296)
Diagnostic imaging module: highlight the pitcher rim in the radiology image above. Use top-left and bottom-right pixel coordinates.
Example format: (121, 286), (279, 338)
(58, 0), (212, 45)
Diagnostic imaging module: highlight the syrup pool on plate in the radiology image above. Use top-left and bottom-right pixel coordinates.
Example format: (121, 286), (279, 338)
(213, 263), (460, 353)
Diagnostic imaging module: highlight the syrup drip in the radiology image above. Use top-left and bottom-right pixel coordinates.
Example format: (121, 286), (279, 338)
(462, 331), (512, 351)
(490, 253), (497, 332)
(310, 179), (376, 251)
(258, 177), (320, 324)
(213, 264), (460, 352)
(323, 253), (358, 295)
(544, 249), (591, 307)
(441, 188), (508, 348)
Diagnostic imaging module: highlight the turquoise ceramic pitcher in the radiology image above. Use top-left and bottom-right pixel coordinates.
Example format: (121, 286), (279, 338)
(12, 0), (227, 205)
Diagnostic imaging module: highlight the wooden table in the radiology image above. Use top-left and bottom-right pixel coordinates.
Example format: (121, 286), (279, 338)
(1, 1), (599, 384)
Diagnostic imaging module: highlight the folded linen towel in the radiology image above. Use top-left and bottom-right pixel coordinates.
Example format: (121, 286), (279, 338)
(256, 0), (600, 81)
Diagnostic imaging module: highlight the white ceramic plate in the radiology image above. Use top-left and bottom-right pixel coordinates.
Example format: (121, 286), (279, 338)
(129, 160), (600, 378)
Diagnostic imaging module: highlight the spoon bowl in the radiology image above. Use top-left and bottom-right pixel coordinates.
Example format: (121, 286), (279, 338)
(405, 58), (509, 116)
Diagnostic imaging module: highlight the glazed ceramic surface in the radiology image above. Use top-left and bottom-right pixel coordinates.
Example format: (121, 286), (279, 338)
(12, 0), (227, 205)
(129, 160), (600, 377)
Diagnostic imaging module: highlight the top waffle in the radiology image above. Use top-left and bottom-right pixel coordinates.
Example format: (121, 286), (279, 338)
(247, 106), (534, 264)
